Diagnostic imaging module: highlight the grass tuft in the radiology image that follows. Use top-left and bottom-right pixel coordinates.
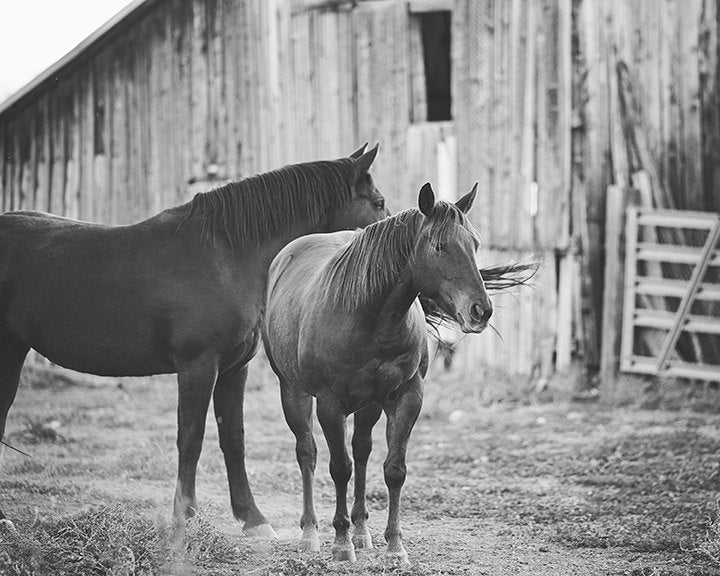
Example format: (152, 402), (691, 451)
(0, 505), (167, 575)
(695, 501), (720, 566)
(0, 505), (251, 576)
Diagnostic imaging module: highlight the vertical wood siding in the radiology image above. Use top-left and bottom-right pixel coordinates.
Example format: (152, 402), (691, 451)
(1, 0), (717, 379)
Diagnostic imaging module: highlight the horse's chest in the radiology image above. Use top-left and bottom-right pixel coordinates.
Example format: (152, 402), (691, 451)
(327, 345), (422, 413)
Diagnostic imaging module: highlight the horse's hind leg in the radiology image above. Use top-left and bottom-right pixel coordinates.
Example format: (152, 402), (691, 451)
(280, 383), (319, 551)
(382, 375), (423, 566)
(172, 355), (218, 542)
(213, 363), (275, 538)
(317, 395), (355, 562)
(350, 402), (382, 550)
(0, 333), (30, 521)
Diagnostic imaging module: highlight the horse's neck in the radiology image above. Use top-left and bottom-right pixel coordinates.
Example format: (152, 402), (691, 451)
(253, 222), (322, 270)
(372, 268), (419, 340)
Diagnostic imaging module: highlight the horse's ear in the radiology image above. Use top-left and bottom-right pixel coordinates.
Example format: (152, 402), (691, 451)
(354, 143), (379, 176)
(455, 182), (478, 214)
(349, 143), (368, 159)
(418, 182), (435, 217)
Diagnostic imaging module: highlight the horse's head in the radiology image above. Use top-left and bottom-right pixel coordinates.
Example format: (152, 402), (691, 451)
(324, 144), (389, 232)
(413, 183), (492, 333)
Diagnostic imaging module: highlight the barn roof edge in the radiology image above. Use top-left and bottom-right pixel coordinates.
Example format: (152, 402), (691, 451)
(0, 0), (162, 117)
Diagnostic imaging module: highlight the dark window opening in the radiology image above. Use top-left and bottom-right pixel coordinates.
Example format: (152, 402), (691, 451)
(417, 10), (452, 122)
(94, 98), (105, 156)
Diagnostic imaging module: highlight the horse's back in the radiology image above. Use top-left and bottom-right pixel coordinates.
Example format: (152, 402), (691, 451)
(267, 231), (355, 300)
(0, 211), (98, 293)
(0, 210), (162, 283)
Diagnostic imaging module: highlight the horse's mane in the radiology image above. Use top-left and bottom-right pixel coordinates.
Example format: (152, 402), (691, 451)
(324, 202), (478, 310)
(182, 159), (356, 249)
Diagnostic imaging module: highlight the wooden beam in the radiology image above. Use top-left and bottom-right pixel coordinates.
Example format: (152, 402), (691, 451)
(627, 356), (720, 382)
(556, 251), (576, 371)
(636, 243), (720, 266)
(634, 310), (720, 336)
(636, 209), (720, 229)
(636, 277), (720, 301)
(600, 185), (635, 398)
(409, 0), (455, 13)
(620, 206), (640, 372)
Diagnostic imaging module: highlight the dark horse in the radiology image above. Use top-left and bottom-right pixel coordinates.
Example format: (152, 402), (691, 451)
(262, 182), (492, 564)
(0, 145), (387, 538)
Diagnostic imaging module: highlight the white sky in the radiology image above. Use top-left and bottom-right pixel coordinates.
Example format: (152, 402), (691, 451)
(0, 0), (135, 101)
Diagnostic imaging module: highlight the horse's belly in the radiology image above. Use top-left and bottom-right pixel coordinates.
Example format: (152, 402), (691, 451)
(37, 346), (174, 378)
(6, 279), (250, 377)
(27, 307), (176, 377)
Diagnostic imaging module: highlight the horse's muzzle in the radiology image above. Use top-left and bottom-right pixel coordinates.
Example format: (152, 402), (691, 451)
(456, 301), (493, 333)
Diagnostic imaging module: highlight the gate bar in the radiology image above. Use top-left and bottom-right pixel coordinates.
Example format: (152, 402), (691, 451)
(655, 218), (720, 371)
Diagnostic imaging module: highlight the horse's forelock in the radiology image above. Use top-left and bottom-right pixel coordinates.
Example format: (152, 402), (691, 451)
(422, 200), (480, 252)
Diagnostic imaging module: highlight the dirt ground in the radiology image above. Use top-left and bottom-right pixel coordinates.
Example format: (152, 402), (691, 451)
(1, 358), (720, 575)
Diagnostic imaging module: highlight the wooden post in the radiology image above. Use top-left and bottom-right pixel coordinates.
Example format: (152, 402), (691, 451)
(555, 248), (575, 371)
(599, 184), (636, 401)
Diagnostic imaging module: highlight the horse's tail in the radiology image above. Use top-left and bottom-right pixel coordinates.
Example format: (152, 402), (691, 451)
(421, 258), (540, 329)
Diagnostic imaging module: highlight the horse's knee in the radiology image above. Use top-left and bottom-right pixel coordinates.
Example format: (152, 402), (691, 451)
(383, 461), (406, 490)
(351, 433), (372, 463)
(329, 455), (352, 486)
(296, 434), (317, 468)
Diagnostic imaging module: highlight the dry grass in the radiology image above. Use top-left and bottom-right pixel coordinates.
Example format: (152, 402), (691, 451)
(695, 501), (720, 568)
(0, 506), (252, 576)
(0, 505), (166, 575)
(1, 360), (720, 574)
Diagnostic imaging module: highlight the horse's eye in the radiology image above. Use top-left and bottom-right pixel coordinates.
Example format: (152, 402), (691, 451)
(373, 199), (385, 211)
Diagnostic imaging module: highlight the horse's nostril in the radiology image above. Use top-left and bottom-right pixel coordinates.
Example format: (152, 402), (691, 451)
(470, 303), (484, 322)
(470, 303), (492, 323)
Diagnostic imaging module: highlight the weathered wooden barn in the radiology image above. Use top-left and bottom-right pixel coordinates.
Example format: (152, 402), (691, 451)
(1, 0), (718, 392)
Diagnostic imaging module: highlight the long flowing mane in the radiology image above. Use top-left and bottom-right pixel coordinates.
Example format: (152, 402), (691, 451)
(182, 159), (356, 249)
(324, 202), (477, 310)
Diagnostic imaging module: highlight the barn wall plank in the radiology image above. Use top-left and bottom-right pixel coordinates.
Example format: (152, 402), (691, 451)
(0, 0), (714, 381)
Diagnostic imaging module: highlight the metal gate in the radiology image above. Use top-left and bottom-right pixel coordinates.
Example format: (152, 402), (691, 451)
(620, 208), (720, 381)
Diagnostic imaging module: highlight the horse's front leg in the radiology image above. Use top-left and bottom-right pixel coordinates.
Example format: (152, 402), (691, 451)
(213, 363), (275, 538)
(172, 354), (219, 543)
(382, 374), (423, 566)
(351, 402), (382, 550)
(317, 395), (355, 562)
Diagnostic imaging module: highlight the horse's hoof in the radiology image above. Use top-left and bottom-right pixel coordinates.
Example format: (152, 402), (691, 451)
(352, 532), (373, 549)
(298, 535), (320, 552)
(385, 551), (410, 567)
(0, 519), (17, 533)
(243, 523), (278, 539)
(332, 546), (357, 562)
